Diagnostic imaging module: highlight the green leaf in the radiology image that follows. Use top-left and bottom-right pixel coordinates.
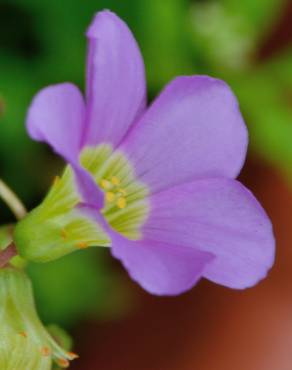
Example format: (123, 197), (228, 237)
(230, 54), (292, 177)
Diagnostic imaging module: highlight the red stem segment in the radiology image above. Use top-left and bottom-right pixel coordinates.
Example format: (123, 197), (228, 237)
(0, 243), (17, 268)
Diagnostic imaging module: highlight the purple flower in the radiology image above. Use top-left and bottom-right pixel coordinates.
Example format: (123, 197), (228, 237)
(24, 10), (274, 295)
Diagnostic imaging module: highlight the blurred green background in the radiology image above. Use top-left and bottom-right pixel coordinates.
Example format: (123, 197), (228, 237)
(1, 0), (292, 360)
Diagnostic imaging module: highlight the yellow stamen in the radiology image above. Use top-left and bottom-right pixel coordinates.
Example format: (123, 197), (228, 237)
(117, 197), (126, 209)
(111, 176), (120, 186)
(57, 359), (70, 368)
(100, 179), (112, 190)
(105, 191), (115, 202)
(67, 352), (79, 359)
(77, 241), (88, 249)
(41, 346), (51, 357)
(19, 331), (27, 338)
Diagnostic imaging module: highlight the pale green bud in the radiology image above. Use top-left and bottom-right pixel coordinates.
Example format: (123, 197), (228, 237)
(0, 267), (77, 369)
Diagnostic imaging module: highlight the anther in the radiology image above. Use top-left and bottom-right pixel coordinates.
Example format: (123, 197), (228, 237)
(106, 192), (115, 202)
(67, 352), (79, 359)
(111, 176), (120, 186)
(77, 241), (88, 249)
(117, 197), (126, 209)
(57, 359), (70, 368)
(100, 179), (112, 190)
(41, 346), (51, 357)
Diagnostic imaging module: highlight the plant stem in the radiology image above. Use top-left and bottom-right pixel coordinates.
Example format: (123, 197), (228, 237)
(0, 243), (17, 268)
(0, 179), (26, 220)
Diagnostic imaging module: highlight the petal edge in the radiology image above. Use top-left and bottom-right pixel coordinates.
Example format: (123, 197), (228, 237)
(142, 178), (275, 289)
(111, 233), (214, 295)
(83, 10), (146, 148)
(121, 76), (248, 193)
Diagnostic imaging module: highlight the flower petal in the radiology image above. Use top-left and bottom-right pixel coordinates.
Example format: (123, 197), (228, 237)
(71, 164), (104, 208)
(26, 83), (104, 208)
(83, 10), (146, 148)
(27, 83), (85, 162)
(120, 76), (248, 193)
(143, 178), (275, 289)
(111, 233), (214, 295)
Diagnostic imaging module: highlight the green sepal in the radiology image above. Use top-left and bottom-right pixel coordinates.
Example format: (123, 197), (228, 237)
(13, 166), (110, 263)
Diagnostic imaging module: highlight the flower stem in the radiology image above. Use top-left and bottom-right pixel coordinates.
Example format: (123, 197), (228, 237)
(0, 179), (27, 220)
(0, 243), (17, 268)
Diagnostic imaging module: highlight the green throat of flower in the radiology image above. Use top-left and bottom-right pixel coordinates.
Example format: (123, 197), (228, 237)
(80, 144), (150, 239)
(14, 144), (149, 263)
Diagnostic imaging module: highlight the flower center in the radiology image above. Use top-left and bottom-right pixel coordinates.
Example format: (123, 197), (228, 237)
(80, 144), (150, 240)
(14, 144), (149, 263)
(100, 176), (127, 209)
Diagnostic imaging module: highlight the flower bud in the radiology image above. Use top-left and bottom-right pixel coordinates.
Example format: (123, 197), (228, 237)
(0, 267), (77, 369)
